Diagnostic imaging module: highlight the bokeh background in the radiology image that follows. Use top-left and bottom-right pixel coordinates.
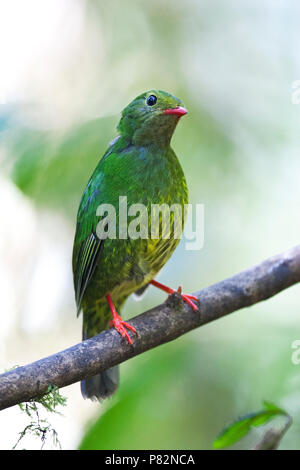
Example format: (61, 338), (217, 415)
(0, 0), (299, 450)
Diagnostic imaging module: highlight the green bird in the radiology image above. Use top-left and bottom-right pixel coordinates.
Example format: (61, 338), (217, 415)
(72, 90), (198, 400)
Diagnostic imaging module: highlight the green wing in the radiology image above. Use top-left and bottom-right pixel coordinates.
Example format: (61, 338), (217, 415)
(73, 232), (103, 312)
(72, 136), (131, 313)
(72, 139), (128, 313)
(72, 170), (106, 314)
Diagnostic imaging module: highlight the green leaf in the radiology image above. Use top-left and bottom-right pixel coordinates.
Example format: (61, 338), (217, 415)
(213, 401), (287, 449)
(262, 400), (285, 414)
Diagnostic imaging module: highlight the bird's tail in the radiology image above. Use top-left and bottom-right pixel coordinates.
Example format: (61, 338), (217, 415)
(81, 365), (119, 401)
(81, 301), (119, 401)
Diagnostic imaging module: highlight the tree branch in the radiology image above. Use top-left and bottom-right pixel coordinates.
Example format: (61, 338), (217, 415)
(1, 245), (300, 411)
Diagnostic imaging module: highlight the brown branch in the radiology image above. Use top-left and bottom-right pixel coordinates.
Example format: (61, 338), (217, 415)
(0, 245), (300, 411)
(253, 415), (293, 450)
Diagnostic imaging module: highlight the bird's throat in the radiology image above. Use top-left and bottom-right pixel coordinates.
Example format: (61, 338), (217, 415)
(132, 114), (180, 147)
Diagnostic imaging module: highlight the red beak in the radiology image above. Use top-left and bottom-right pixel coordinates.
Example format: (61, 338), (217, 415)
(164, 106), (188, 117)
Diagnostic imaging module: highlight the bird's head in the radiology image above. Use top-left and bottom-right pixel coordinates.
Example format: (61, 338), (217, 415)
(117, 90), (187, 146)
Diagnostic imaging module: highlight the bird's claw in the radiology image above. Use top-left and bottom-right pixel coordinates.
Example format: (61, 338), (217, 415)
(109, 314), (137, 345)
(172, 286), (199, 311)
(180, 293), (199, 311)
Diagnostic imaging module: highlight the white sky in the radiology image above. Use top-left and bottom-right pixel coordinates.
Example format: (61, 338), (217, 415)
(0, 0), (83, 104)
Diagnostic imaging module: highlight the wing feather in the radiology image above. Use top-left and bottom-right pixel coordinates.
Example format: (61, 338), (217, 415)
(74, 232), (104, 313)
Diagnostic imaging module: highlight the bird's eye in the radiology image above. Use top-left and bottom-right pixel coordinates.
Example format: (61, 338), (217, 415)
(146, 95), (157, 106)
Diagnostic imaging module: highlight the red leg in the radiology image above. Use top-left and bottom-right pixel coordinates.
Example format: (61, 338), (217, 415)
(106, 293), (137, 345)
(150, 279), (199, 311)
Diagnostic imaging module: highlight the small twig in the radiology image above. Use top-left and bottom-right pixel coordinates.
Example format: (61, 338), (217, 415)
(253, 415), (293, 450)
(12, 386), (66, 449)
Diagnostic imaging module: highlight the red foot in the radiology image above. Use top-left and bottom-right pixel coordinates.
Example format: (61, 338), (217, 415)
(150, 280), (199, 311)
(106, 294), (137, 345)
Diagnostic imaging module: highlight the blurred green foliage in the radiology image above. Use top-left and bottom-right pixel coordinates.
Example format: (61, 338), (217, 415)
(3, 116), (115, 218)
(77, 327), (300, 450)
